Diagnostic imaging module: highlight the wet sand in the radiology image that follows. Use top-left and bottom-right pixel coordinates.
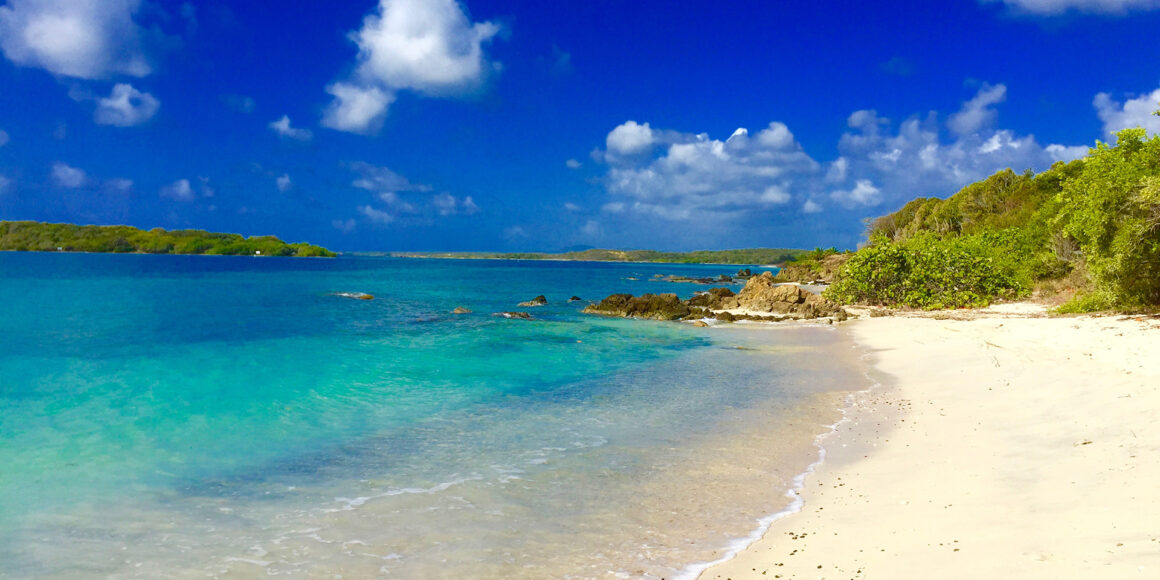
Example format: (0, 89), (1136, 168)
(701, 304), (1160, 579)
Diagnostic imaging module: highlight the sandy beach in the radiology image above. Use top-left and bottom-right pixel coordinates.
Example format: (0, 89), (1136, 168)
(701, 304), (1160, 579)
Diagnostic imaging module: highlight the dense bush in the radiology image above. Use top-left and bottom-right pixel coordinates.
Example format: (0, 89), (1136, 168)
(1055, 128), (1160, 307)
(825, 233), (1027, 309)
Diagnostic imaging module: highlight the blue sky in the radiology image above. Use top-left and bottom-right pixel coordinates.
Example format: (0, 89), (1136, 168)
(1, 0), (1159, 252)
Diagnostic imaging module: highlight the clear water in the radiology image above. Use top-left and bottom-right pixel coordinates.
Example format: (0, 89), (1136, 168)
(0, 253), (866, 579)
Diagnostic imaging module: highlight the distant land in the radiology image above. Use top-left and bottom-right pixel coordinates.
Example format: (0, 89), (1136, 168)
(383, 248), (809, 265)
(0, 221), (336, 257)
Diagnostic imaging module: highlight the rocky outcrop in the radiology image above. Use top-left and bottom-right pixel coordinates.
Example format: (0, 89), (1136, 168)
(582, 293), (691, 320)
(734, 272), (846, 319)
(452, 306), (472, 314)
(568, 296), (583, 302)
(582, 275), (850, 324)
(518, 295), (548, 307)
(493, 311), (533, 319)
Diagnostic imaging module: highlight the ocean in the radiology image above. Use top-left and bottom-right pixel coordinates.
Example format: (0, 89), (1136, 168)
(0, 253), (867, 579)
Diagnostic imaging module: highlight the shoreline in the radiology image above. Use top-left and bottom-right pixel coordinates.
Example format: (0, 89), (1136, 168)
(700, 304), (1160, 579)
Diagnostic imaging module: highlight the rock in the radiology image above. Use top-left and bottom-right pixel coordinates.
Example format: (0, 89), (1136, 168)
(715, 311), (736, 322)
(692, 320), (710, 327)
(870, 308), (893, 318)
(493, 311), (533, 319)
(833, 309), (848, 322)
(518, 295), (548, 307)
(582, 293), (691, 320)
(568, 296), (583, 302)
(734, 268), (753, 279)
(335, 292), (374, 300)
(731, 271), (843, 319)
(687, 287), (736, 309)
(452, 306), (472, 314)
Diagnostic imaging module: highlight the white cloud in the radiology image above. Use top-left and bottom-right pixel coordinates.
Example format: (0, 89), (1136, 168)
(51, 162), (86, 188)
(323, 0), (500, 134)
(1046, 143), (1090, 161)
(0, 0), (150, 79)
(0, 174), (11, 193)
(563, 202), (581, 212)
(432, 192), (479, 215)
(982, 0), (1160, 14)
(276, 174), (292, 192)
(947, 83), (1006, 136)
(600, 121), (818, 220)
(565, 158), (581, 169)
(321, 83), (394, 135)
(333, 218), (357, 233)
(351, 161), (431, 194)
(94, 83), (158, 126)
(802, 199), (823, 214)
(1093, 88), (1160, 137)
(359, 204), (394, 224)
(580, 219), (601, 237)
(0, 129), (8, 146)
(105, 177), (133, 192)
(160, 178), (194, 201)
(269, 115), (313, 141)
(606, 121), (655, 156)
(830, 179), (882, 208)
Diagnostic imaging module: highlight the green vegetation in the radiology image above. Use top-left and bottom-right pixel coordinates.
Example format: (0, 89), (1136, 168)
(392, 247), (809, 265)
(0, 221), (336, 257)
(825, 125), (1160, 312)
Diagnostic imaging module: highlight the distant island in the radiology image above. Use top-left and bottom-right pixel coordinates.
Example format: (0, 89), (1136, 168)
(0, 221), (336, 257)
(386, 248), (809, 265)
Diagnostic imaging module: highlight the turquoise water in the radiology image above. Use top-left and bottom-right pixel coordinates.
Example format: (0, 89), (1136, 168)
(0, 253), (864, 578)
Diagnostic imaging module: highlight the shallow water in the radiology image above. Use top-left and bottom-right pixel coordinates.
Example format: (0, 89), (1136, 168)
(0, 253), (866, 578)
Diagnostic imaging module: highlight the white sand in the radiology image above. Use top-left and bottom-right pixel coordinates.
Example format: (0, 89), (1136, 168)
(700, 306), (1160, 579)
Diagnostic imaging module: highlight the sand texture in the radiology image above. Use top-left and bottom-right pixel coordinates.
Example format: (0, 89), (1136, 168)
(700, 305), (1160, 579)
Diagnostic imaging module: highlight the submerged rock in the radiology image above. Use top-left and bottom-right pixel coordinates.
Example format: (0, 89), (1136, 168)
(334, 292), (374, 300)
(452, 306), (472, 314)
(518, 295), (548, 307)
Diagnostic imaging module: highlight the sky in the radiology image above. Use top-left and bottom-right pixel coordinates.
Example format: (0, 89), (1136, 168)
(1, 0), (1159, 252)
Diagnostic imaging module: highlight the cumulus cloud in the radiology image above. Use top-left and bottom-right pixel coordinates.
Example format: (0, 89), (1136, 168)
(94, 83), (158, 126)
(947, 83), (1006, 136)
(564, 202), (581, 212)
(0, 174), (11, 193)
(0, 0), (151, 79)
(358, 204), (394, 224)
(0, 128), (8, 146)
(323, 0), (501, 134)
(321, 83), (394, 134)
(830, 179), (882, 208)
(606, 121), (655, 156)
(599, 121), (819, 220)
(269, 115), (313, 141)
(1093, 88), (1160, 137)
(592, 83), (1091, 222)
(981, 0), (1160, 14)
(160, 178), (194, 201)
(565, 158), (581, 169)
(51, 162), (86, 188)
(276, 174), (292, 192)
(351, 161), (431, 194)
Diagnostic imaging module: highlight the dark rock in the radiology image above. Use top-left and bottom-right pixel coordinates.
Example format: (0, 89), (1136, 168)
(582, 293), (691, 320)
(834, 309), (849, 322)
(687, 286), (737, 309)
(715, 311), (736, 322)
(734, 268), (753, 279)
(493, 311), (533, 319)
(568, 296), (583, 302)
(518, 295), (548, 307)
(452, 306), (472, 314)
